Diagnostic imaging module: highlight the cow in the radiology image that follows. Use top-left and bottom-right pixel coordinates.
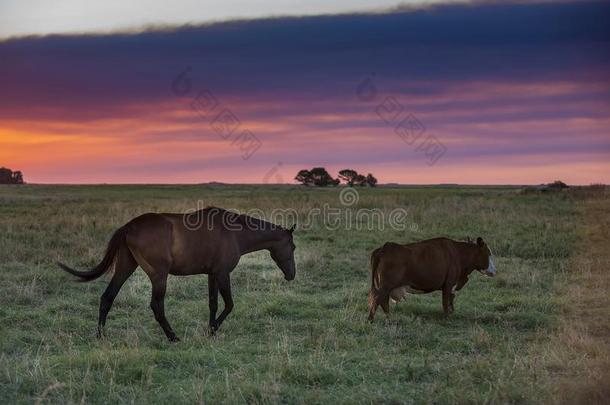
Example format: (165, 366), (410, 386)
(367, 237), (496, 321)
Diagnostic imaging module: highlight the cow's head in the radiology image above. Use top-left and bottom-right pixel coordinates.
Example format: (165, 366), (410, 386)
(473, 237), (496, 277)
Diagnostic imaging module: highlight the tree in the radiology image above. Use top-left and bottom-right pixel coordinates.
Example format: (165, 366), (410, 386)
(296, 167), (376, 187)
(365, 173), (378, 187)
(12, 171), (24, 184)
(338, 169), (359, 186)
(310, 167), (339, 186)
(353, 174), (367, 186)
(0, 167), (12, 184)
(0, 167), (24, 184)
(295, 169), (314, 186)
(295, 167), (339, 186)
(338, 169), (378, 187)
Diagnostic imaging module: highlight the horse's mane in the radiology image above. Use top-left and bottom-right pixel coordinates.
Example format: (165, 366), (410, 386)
(201, 206), (285, 231)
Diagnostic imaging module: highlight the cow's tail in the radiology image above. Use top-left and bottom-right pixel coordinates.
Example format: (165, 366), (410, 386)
(58, 226), (127, 282)
(368, 247), (383, 321)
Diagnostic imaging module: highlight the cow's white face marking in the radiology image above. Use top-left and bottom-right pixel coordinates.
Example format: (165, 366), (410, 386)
(485, 256), (496, 277)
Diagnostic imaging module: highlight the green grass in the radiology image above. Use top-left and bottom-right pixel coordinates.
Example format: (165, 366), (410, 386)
(0, 184), (580, 403)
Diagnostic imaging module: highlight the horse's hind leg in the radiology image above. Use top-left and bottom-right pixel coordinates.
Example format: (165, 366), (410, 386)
(128, 239), (179, 342)
(214, 273), (234, 330)
(98, 246), (137, 338)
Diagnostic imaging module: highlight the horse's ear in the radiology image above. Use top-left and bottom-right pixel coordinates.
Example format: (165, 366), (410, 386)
(476, 237), (484, 246)
(289, 224), (296, 233)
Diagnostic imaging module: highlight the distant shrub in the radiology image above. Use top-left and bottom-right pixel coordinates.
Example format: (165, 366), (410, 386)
(548, 180), (569, 189)
(520, 180), (569, 194)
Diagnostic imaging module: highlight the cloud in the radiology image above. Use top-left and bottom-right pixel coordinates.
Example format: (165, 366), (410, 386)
(1, 1), (608, 114)
(0, 1), (608, 183)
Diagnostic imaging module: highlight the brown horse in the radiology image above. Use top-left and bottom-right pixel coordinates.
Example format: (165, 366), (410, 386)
(59, 207), (296, 341)
(368, 237), (496, 321)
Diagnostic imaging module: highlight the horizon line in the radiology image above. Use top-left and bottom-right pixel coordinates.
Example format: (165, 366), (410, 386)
(2, 182), (604, 187)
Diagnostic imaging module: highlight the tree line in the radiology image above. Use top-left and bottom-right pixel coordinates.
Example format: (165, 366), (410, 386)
(0, 167), (24, 184)
(295, 168), (377, 187)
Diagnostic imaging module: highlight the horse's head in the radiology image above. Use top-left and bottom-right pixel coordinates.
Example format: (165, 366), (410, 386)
(472, 237), (496, 277)
(270, 225), (296, 281)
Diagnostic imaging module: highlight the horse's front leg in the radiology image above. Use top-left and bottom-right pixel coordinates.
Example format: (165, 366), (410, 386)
(208, 274), (219, 334)
(214, 273), (234, 330)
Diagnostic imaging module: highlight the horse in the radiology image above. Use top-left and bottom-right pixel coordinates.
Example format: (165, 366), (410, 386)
(368, 237), (496, 321)
(58, 207), (296, 341)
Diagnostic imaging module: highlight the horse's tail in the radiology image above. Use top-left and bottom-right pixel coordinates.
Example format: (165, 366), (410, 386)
(368, 247), (383, 321)
(58, 226), (127, 282)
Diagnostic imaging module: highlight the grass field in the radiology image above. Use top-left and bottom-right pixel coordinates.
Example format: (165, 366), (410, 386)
(0, 184), (607, 404)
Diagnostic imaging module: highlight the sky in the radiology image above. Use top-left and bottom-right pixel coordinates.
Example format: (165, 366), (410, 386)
(0, 0), (609, 184)
(0, 0), (458, 39)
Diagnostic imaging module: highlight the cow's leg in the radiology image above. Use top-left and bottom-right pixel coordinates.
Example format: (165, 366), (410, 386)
(379, 290), (390, 314)
(449, 285), (456, 313)
(368, 289), (378, 322)
(442, 285), (452, 316)
(368, 303), (377, 322)
(369, 289), (390, 321)
(368, 288), (389, 322)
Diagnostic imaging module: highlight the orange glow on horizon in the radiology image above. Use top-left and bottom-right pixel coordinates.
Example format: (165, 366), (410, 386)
(1, 79), (609, 185)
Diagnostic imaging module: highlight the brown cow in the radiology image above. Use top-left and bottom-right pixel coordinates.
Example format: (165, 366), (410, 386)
(368, 237), (496, 321)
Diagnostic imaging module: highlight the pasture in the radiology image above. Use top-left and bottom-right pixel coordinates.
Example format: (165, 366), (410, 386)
(0, 184), (607, 403)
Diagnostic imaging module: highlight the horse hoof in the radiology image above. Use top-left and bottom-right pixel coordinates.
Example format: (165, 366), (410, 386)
(168, 335), (181, 342)
(208, 323), (219, 336)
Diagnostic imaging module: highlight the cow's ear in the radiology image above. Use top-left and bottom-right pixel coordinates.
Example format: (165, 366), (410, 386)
(476, 237), (484, 246)
(289, 224), (296, 233)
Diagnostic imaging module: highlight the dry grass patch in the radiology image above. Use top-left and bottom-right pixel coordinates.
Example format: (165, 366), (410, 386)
(549, 189), (610, 404)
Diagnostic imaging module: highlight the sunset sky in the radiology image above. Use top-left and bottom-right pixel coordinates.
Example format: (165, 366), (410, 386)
(1, 0), (609, 184)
